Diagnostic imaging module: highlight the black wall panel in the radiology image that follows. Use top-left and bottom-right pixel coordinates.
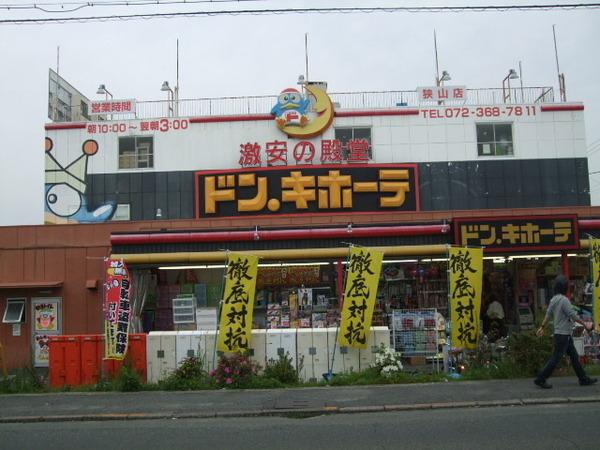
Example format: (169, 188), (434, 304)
(85, 158), (590, 221)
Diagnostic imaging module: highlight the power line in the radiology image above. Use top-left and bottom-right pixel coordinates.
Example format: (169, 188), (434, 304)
(2, 3), (600, 25)
(1, 0), (266, 14)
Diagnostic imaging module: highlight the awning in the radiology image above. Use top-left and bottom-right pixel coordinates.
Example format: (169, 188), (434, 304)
(0, 281), (63, 289)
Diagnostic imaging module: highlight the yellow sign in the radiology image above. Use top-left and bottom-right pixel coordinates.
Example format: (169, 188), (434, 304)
(198, 165), (417, 218)
(449, 247), (483, 350)
(217, 253), (259, 353)
(590, 239), (600, 332)
(338, 247), (383, 349)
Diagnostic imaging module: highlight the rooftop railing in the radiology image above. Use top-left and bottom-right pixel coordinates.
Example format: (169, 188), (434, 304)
(53, 86), (555, 122)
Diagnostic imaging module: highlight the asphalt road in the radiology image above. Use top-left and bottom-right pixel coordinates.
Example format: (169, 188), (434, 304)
(1, 402), (598, 450)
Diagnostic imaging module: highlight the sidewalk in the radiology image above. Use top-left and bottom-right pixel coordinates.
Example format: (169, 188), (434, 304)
(1, 377), (599, 423)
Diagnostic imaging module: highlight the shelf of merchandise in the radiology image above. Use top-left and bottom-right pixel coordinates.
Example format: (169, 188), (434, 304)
(583, 331), (600, 363)
(383, 277), (448, 315)
(391, 308), (441, 371)
(253, 287), (337, 329)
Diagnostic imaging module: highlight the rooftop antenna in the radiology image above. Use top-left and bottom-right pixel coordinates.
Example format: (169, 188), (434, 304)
(519, 60), (524, 103)
(434, 29), (440, 86)
(304, 32), (309, 83)
(552, 25), (566, 102)
(176, 38), (180, 116)
(54, 45), (60, 121)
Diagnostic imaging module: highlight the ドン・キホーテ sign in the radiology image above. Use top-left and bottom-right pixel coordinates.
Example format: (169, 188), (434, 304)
(196, 164), (419, 218)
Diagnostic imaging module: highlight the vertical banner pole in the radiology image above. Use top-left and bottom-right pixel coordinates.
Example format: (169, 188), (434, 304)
(589, 236), (600, 334)
(446, 245), (452, 373)
(101, 257), (108, 380)
(212, 252), (230, 371)
(448, 245), (483, 373)
(326, 245), (353, 382)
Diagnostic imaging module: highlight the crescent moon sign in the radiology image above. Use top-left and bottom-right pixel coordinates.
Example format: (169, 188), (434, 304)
(280, 85), (334, 138)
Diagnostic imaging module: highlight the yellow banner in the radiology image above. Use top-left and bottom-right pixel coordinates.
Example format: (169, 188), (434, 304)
(217, 253), (259, 353)
(449, 247), (483, 350)
(338, 247), (383, 349)
(590, 239), (600, 332)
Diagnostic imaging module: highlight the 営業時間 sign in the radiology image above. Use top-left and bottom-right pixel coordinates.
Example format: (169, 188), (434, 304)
(454, 215), (578, 253)
(195, 164), (418, 218)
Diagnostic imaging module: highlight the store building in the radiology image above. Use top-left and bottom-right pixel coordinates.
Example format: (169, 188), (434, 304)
(2, 81), (599, 371)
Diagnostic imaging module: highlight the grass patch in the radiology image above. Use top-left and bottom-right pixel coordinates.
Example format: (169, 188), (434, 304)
(0, 367), (45, 394)
(327, 367), (447, 386)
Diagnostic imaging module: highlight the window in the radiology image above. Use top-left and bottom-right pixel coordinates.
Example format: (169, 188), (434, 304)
(80, 100), (90, 120)
(119, 136), (154, 169)
(112, 204), (131, 221)
(477, 123), (513, 156)
(334, 127), (373, 161)
(3, 298), (25, 323)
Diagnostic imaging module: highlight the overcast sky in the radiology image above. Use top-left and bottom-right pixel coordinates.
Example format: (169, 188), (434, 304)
(1, 0), (599, 226)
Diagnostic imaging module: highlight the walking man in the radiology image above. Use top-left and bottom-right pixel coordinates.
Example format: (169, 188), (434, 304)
(534, 275), (597, 389)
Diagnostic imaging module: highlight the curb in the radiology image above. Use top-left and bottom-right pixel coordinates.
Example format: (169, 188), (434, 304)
(3, 395), (600, 424)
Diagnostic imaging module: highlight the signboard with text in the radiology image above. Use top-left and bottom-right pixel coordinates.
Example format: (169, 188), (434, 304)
(417, 85), (466, 102)
(217, 254), (259, 353)
(195, 164), (419, 218)
(454, 215), (578, 253)
(103, 258), (132, 360)
(90, 99), (136, 116)
(449, 247), (483, 350)
(338, 247), (383, 349)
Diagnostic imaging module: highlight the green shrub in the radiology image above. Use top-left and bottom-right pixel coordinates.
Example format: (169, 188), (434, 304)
(159, 355), (210, 390)
(263, 353), (301, 385)
(505, 329), (559, 377)
(115, 365), (143, 392)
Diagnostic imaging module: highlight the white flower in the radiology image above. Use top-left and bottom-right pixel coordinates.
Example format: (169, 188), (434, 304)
(374, 343), (403, 377)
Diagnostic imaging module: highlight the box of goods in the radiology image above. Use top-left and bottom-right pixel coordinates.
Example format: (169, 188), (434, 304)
(267, 303), (281, 313)
(268, 317), (280, 329)
(424, 317), (436, 328)
(402, 317), (415, 329)
(326, 310), (338, 326)
(406, 355), (427, 365)
(280, 314), (290, 328)
(312, 313), (327, 328)
(300, 317), (312, 328)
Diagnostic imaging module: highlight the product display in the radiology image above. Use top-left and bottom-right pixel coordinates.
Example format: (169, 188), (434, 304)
(391, 308), (442, 370)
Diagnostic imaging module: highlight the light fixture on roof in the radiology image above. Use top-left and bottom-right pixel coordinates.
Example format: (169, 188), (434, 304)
(438, 70), (451, 84)
(96, 84), (112, 98)
(502, 68), (519, 103)
(160, 81), (172, 92)
(507, 68), (519, 80)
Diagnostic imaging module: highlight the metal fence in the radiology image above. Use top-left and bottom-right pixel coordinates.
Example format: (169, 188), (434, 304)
(56, 86), (555, 122)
